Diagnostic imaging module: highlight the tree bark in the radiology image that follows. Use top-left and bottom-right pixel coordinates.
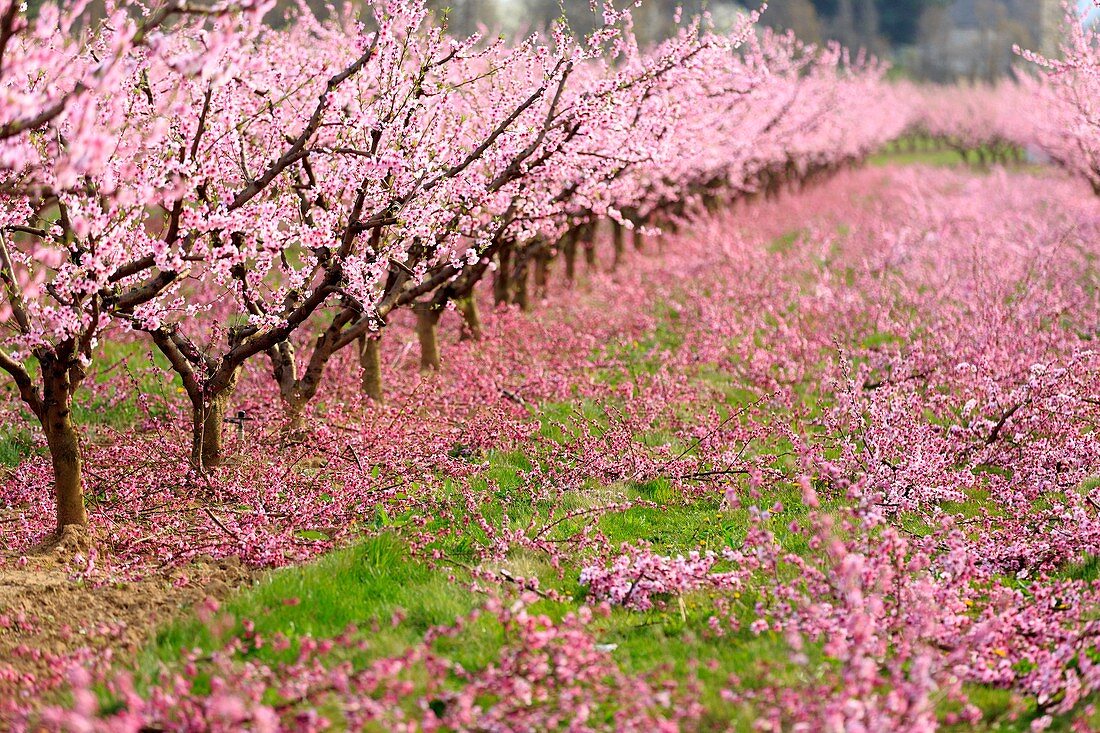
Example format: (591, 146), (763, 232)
(191, 392), (229, 470)
(457, 296), (483, 341)
(563, 228), (578, 283)
(765, 170), (782, 201)
(494, 248), (512, 305)
(415, 305), (442, 373)
(582, 222), (597, 271)
(533, 249), (550, 299)
(41, 361), (85, 529)
(358, 334), (384, 402)
(282, 395), (310, 438)
(611, 219), (625, 272)
(512, 252), (531, 311)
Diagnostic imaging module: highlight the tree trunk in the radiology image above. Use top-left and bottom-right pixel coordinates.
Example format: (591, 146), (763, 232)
(582, 222), (597, 271)
(611, 220), (625, 272)
(282, 396), (310, 439)
(512, 253), (531, 311)
(415, 306), (442, 373)
(563, 229), (578, 283)
(765, 171), (781, 201)
(631, 225), (643, 252)
(457, 296), (483, 341)
(533, 250), (550, 300)
(359, 334), (384, 403)
(494, 248), (512, 305)
(656, 226), (668, 253)
(41, 362), (85, 529)
(191, 392), (228, 471)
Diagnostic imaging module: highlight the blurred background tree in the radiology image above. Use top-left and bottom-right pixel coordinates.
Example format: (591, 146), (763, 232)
(748, 0), (1062, 80)
(21, 0), (1077, 80)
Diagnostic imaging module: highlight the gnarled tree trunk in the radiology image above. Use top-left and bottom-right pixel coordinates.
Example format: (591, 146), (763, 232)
(563, 227), (579, 283)
(456, 296), (482, 341)
(582, 222), (597, 271)
(415, 305), (442, 372)
(359, 334), (384, 402)
(533, 250), (550, 300)
(282, 394), (310, 438)
(494, 248), (512, 305)
(611, 219), (625, 272)
(512, 251), (531, 311)
(191, 392), (229, 470)
(41, 361), (85, 529)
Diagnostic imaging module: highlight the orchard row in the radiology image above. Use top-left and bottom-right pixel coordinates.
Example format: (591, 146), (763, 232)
(0, 0), (908, 531)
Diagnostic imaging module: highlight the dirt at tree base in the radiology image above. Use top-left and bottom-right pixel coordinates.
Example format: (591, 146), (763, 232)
(0, 526), (255, 708)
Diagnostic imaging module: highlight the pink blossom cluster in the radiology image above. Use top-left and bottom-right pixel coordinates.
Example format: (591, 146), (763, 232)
(579, 545), (747, 611)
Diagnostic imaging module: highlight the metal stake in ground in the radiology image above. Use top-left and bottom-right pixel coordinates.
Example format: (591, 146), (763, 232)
(225, 409), (254, 442)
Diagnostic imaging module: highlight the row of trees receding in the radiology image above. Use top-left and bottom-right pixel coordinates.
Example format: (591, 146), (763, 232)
(0, 0), (910, 533)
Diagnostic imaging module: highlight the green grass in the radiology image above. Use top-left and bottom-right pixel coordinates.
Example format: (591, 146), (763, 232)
(767, 228), (808, 254)
(0, 424), (37, 467)
(869, 148), (967, 168)
(116, 353), (904, 729)
(140, 535), (489, 677)
(128, 530), (822, 729)
(0, 340), (178, 466)
(869, 142), (1048, 175)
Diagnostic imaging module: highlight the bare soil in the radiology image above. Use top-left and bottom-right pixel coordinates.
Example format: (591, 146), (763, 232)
(0, 525), (254, 706)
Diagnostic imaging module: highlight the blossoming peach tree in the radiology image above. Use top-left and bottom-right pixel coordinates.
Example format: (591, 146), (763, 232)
(0, 0), (271, 529)
(1021, 3), (1100, 191)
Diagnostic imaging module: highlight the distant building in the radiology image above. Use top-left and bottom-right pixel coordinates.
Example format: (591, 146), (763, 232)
(916, 0), (1064, 81)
